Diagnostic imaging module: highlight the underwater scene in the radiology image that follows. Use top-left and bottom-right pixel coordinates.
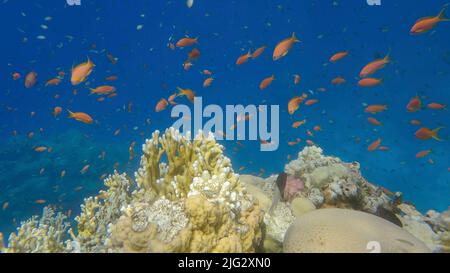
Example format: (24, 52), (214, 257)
(0, 0), (449, 253)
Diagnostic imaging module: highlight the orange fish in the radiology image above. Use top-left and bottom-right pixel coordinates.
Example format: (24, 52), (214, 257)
(203, 77), (214, 88)
(360, 51), (390, 78)
(45, 78), (61, 86)
(288, 96), (304, 115)
(378, 146), (390, 151)
(34, 146), (48, 152)
(2, 202), (9, 211)
(306, 139), (315, 146)
(259, 75), (275, 90)
(415, 127), (444, 141)
(12, 72), (21, 80)
(273, 33), (300, 61)
(330, 51), (349, 63)
(188, 48), (201, 60)
(68, 110), (93, 124)
(293, 74), (301, 85)
(288, 138), (302, 146)
(365, 104), (388, 114)
(427, 103), (447, 110)
(358, 78), (382, 87)
(34, 200), (47, 204)
(80, 164), (90, 174)
(71, 57), (94, 85)
(313, 125), (322, 132)
(60, 170), (66, 178)
(105, 75), (118, 81)
(331, 76), (346, 85)
(407, 96), (422, 112)
(368, 138), (382, 152)
(24, 71), (37, 88)
(201, 69), (212, 75)
(367, 117), (382, 126)
(252, 46), (266, 59)
(177, 87), (195, 102)
(292, 120), (306, 128)
(90, 85), (116, 95)
(305, 99), (319, 106)
(416, 149), (432, 158)
(176, 37), (198, 47)
(236, 50), (252, 65)
(168, 93), (178, 105)
(155, 98), (169, 112)
(410, 7), (449, 34)
(410, 119), (422, 126)
(183, 61), (194, 71)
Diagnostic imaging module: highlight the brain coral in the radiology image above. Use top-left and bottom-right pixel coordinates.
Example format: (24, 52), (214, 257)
(283, 208), (431, 253)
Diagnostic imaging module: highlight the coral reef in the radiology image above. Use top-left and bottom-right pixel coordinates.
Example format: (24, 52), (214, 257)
(283, 208), (431, 253)
(2, 207), (70, 253)
(1, 136), (448, 253)
(108, 128), (264, 252)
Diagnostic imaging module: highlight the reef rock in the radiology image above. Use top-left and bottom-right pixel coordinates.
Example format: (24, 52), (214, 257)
(283, 208), (431, 253)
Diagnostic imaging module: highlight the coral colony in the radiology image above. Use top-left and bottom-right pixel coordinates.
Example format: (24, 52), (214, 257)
(1, 129), (448, 253)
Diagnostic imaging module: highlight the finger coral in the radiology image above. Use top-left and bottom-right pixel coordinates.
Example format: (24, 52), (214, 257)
(2, 207), (70, 253)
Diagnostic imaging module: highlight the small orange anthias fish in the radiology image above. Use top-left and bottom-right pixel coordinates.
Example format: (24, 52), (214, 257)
(293, 74), (301, 85)
(273, 33), (300, 61)
(288, 95), (306, 115)
(67, 110), (94, 124)
(368, 138), (382, 152)
(365, 104), (388, 114)
(24, 71), (37, 88)
(305, 99), (319, 106)
(406, 96), (422, 112)
(176, 37), (198, 47)
(331, 76), (346, 85)
(236, 50), (252, 65)
(259, 75), (275, 90)
(168, 93), (178, 105)
(367, 117), (382, 126)
(177, 87), (195, 102)
(188, 48), (200, 60)
(359, 50), (390, 78)
(252, 46), (266, 59)
(427, 102), (447, 110)
(203, 77), (214, 88)
(34, 200), (47, 204)
(410, 6), (449, 34)
(183, 61), (194, 71)
(415, 127), (444, 141)
(292, 120), (306, 128)
(105, 75), (118, 81)
(45, 78), (61, 86)
(358, 78), (382, 87)
(155, 98), (169, 112)
(90, 85), (116, 95)
(12, 72), (21, 80)
(80, 164), (90, 174)
(329, 51), (349, 63)
(416, 149), (432, 158)
(71, 57), (94, 85)
(410, 119), (422, 126)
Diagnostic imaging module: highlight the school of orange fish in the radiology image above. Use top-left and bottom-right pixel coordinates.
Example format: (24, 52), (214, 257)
(3, 5), (450, 209)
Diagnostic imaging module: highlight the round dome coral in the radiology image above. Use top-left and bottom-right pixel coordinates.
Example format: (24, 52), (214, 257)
(283, 208), (431, 253)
